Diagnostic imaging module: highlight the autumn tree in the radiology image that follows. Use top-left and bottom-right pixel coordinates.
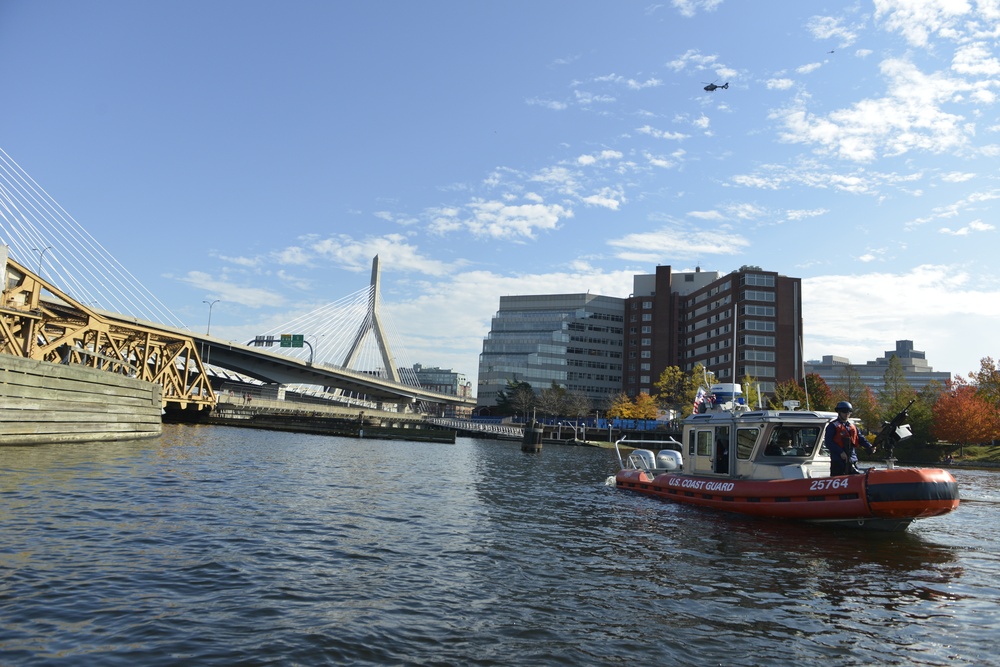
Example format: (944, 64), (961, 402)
(933, 379), (996, 456)
(634, 392), (658, 419)
(854, 385), (880, 433)
(804, 373), (834, 412)
(606, 391), (635, 419)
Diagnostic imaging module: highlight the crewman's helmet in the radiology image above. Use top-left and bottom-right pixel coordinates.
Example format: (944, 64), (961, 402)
(835, 401), (853, 413)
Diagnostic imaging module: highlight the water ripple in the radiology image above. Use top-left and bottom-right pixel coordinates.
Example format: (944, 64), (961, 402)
(1, 429), (998, 665)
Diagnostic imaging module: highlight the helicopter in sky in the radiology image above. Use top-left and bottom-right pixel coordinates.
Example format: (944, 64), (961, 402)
(703, 81), (729, 92)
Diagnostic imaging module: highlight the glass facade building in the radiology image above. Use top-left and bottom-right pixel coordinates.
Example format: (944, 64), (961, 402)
(477, 294), (625, 409)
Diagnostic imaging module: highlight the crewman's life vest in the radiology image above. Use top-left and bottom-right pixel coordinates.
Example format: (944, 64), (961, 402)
(831, 420), (860, 449)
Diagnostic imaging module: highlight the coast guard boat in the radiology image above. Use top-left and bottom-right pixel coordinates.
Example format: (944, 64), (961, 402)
(613, 384), (959, 531)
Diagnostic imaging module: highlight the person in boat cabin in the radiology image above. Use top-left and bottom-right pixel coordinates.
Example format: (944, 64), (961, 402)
(825, 401), (875, 475)
(765, 430), (795, 456)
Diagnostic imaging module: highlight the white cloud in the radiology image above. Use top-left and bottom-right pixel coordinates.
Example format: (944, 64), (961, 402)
(637, 125), (689, 140)
(175, 270), (285, 308)
(785, 208), (829, 221)
(307, 234), (455, 276)
(428, 199), (572, 240)
(803, 264), (1000, 375)
(874, 0), (975, 48)
(671, 0), (724, 18)
(772, 58), (975, 162)
(767, 78), (795, 90)
(941, 171), (976, 182)
(582, 187), (625, 210)
(952, 42), (1000, 76)
(939, 219), (995, 235)
(577, 150), (624, 166)
(526, 97), (568, 111)
(610, 226), (751, 260)
(807, 15), (861, 45)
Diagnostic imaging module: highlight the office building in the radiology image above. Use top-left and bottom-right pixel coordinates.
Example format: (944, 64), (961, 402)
(477, 293), (625, 409)
(624, 265), (803, 397)
(805, 340), (951, 393)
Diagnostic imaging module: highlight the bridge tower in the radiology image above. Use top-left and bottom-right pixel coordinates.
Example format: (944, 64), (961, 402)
(341, 255), (401, 382)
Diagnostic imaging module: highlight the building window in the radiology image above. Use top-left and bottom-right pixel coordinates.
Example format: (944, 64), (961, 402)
(742, 290), (775, 302)
(642, 301), (653, 309)
(641, 314), (652, 321)
(741, 274), (775, 287)
(741, 335), (775, 346)
(641, 338), (651, 346)
(742, 304), (775, 317)
(742, 320), (775, 332)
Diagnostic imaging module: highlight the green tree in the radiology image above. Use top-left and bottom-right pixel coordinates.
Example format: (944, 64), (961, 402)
(768, 379), (806, 409)
(740, 375), (763, 410)
(907, 380), (945, 446)
(969, 357), (1000, 426)
(654, 366), (691, 412)
(684, 364), (717, 416)
(835, 364), (867, 406)
(879, 355), (916, 418)
(496, 379), (535, 421)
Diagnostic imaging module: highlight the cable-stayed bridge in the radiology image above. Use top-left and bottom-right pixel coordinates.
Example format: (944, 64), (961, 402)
(0, 148), (473, 416)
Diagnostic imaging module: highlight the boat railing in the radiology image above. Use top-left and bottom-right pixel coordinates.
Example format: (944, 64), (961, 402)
(615, 435), (684, 471)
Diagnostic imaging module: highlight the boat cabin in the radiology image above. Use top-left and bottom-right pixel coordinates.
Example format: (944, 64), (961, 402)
(682, 409), (834, 480)
(620, 384), (838, 480)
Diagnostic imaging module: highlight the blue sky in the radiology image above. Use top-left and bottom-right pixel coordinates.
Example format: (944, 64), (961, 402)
(2, 0), (999, 392)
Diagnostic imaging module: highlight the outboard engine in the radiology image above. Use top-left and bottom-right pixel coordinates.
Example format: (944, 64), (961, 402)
(656, 449), (683, 471)
(626, 448), (683, 472)
(627, 449), (656, 471)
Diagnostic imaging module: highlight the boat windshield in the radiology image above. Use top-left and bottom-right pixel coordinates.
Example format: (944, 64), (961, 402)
(762, 426), (822, 458)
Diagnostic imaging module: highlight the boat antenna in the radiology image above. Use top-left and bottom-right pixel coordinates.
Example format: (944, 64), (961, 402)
(799, 333), (811, 410)
(731, 303), (737, 384)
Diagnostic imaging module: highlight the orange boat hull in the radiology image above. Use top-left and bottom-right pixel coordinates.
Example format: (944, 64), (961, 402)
(615, 466), (959, 530)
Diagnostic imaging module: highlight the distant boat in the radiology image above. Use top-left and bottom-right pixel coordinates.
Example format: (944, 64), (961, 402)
(611, 384), (959, 531)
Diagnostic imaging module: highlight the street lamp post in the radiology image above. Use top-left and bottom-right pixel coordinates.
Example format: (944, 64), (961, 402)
(31, 245), (53, 280)
(203, 299), (220, 335)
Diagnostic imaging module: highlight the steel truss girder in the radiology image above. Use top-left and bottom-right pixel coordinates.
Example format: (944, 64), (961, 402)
(0, 255), (214, 411)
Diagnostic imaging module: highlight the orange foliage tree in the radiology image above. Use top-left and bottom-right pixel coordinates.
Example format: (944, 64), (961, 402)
(932, 378), (996, 456)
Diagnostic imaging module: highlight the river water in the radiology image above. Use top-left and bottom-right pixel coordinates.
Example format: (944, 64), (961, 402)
(1, 424), (998, 666)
